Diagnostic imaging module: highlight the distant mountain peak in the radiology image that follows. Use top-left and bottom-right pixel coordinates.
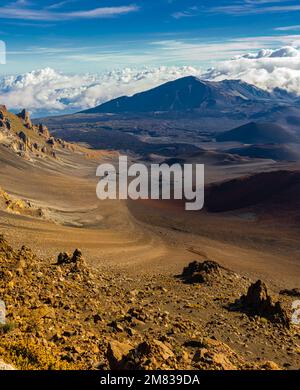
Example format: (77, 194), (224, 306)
(81, 76), (275, 115)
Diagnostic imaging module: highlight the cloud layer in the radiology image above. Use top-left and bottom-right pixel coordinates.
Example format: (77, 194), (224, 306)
(204, 46), (300, 95)
(0, 66), (202, 116)
(1, 46), (300, 116)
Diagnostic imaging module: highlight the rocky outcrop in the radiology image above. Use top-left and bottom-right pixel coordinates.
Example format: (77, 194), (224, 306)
(1, 106), (108, 163)
(18, 131), (29, 151)
(232, 280), (290, 327)
(57, 249), (85, 266)
(192, 337), (243, 370)
(17, 109), (32, 129)
(38, 124), (50, 138)
(0, 108), (11, 131)
(107, 339), (175, 370)
(107, 341), (134, 369)
(180, 260), (223, 284)
(0, 107), (58, 160)
(0, 186), (46, 220)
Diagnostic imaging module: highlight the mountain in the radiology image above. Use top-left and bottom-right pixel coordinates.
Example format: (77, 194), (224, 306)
(81, 76), (276, 114)
(216, 122), (298, 144)
(227, 144), (300, 162)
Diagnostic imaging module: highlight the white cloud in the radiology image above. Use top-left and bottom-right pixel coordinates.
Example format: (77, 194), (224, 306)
(149, 35), (300, 63)
(203, 46), (300, 95)
(0, 66), (202, 115)
(275, 25), (300, 31)
(2, 46), (300, 116)
(172, 6), (199, 19)
(209, 0), (300, 15)
(0, 3), (139, 21)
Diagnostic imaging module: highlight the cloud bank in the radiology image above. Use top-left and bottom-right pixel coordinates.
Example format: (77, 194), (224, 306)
(204, 46), (300, 95)
(1, 46), (300, 116)
(0, 66), (202, 116)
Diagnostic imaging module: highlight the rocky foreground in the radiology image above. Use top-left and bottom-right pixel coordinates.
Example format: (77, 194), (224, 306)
(0, 235), (299, 370)
(0, 105), (111, 163)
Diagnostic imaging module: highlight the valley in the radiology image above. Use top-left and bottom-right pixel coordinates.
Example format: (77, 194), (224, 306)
(0, 76), (300, 370)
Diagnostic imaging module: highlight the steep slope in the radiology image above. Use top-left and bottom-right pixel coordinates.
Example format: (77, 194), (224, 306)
(0, 105), (112, 163)
(216, 122), (298, 144)
(82, 76), (275, 114)
(205, 170), (300, 213)
(0, 105), (58, 160)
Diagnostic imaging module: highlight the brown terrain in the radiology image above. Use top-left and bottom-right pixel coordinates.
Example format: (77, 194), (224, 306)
(0, 105), (299, 370)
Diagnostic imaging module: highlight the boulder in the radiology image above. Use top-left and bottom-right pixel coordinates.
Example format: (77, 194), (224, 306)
(234, 280), (290, 327)
(57, 249), (85, 266)
(192, 337), (242, 370)
(47, 137), (55, 146)
(110, 339), (175, 370)
(0, 110), (10, 130)
(180, 260), (222, 284)
(17, 109), (32, 128)
(107, 341), (134, 369)
(260, 361), (281, 370)
(38, 124), (50, 138)
(18, 131), (29, 150)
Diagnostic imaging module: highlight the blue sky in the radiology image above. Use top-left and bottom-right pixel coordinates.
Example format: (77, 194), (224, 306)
(1, 0), (300, 75)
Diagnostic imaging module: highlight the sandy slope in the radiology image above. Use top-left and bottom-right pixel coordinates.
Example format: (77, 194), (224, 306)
(0, 145), (180, 274)
(1, 139), (300, 370)
(0, 141), (299, 293)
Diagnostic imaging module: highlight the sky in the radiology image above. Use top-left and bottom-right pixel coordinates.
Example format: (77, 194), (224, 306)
(1, 0), (300, 74)
(1, 0), (300, 115)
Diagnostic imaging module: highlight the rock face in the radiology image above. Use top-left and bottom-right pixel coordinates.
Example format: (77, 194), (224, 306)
(17, 109), (32, 129)
(107, 341), (134, 369)
(192, 337), (242, 370)
(180, 260), (222, 284)
(38, 124), (50, 138)
(0, 186), (45, 219)
(18, 131), (30, 151)
(0, 107), (58, 160)
(57, 249), (85, 266)
(0, 107), (11, 131)
(237, 280), (290, 327)
(1, 106), (105, 162)
(107, 339), (175, 370)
